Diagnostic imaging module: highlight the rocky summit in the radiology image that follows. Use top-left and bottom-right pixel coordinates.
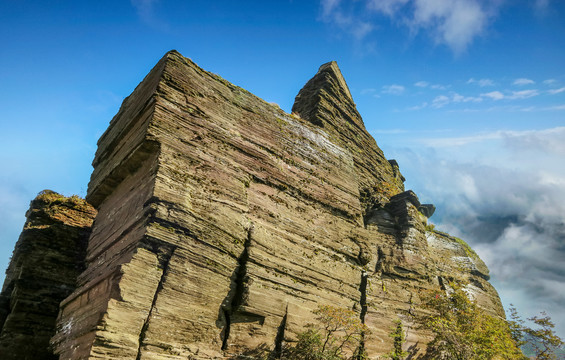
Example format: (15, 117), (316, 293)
(0, 51), (503, 359)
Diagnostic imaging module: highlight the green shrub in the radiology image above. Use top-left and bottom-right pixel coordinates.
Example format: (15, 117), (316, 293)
(282, 305), (368, 360)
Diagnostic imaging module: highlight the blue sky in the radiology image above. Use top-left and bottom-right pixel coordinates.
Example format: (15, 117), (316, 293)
(1, 0), (564, 338)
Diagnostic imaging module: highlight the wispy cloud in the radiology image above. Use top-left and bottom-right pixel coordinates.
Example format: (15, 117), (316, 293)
(534, 0), (551, 13)
(360, 88), (381, 98)
(548, 87), (565, 95)
(513, 78), (535, 86)
(131, 0), (169, 30)
(417, 127), (565, 148)
(319, 0), (501, 54)
(480, 89), (540, 100)
(431, 92), (482, 108)
(371, 128), (409, 134)
(319, 0), (374, 40)
(481, 91), (504, 100)
(508, 89), (539, 99)
(543, 79), (558, 85)
(367, 0), (410, 16)
(414, 81), (448, 90)
(382, 84), (406, 95)
(431, 84), (449, 90)
(431, 95), (450, 108)
(468, 78), (495, 87)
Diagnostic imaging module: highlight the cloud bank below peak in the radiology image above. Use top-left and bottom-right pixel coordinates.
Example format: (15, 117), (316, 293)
(381, 126), (565, 338)
(320, 0), (502, 54)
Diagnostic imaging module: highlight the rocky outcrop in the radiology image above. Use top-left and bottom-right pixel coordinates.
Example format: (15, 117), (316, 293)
(0, 191), (96, 360)
(1, 51), (505, 359)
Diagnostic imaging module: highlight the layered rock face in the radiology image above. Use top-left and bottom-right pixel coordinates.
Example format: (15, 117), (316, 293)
(2, 51), (504, 359)
(0, 191), (96, 360)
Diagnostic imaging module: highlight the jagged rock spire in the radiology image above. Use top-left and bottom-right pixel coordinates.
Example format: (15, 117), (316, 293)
(292, 61), (365, 131)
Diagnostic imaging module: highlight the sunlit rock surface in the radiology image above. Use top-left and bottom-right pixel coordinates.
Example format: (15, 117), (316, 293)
(1, 51), (504, 359)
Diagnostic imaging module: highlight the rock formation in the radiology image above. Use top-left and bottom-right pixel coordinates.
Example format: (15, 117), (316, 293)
(0, 191), (96, 360)
(1, 51), (504, 359)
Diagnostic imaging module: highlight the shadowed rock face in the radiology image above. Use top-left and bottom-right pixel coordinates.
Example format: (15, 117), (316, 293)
(0, 191), (96, 360)
(1, 51), (504, 359)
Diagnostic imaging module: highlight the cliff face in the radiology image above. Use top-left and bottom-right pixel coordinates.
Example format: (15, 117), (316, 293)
(0, 191), (96, 360)
(1, 51), (504, 359)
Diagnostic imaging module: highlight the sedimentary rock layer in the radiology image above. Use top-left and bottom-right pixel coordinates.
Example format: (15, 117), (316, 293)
(0, 51), (504, 359)
(0, 191), (95, 360)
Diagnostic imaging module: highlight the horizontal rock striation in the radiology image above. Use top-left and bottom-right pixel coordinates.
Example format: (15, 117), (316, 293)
(0, 191), (96, 360)
(1, 51), (505, 359)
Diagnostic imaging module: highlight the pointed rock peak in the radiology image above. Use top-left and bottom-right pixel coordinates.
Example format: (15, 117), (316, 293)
(292, 61), (364, 130)
(317, 61), (353, 101)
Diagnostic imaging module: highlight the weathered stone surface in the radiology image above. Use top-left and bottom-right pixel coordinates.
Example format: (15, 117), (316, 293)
(0, 191), (96, 360)
(418, 204), (436, 218)
(1, 51), (505, 359)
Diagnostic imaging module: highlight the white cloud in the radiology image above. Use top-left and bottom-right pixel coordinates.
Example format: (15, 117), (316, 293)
(548, 87), (565, 95)
(320, 0), (500, 54)
(468, 78), (495, 87)
(547, 105), (565, 111)
(452, 92), (482, 103)
(543, 79), (558, 85)
(481, 90), (505, 100)
(415, 81), (448, 90)
(430, 84), (449, 90)
(431, 92), (482, 108)
(410, 0), (491, 54)
(382, 84), (406, 95)
(480, 89), (540, 101)
(321, 0), (341, 16)
(417, 127), (565, 150)
(320, 0), (374, 40)
(386, 126), (565, 339)
(513, 78), (535, 86)
(431, 94), (450, 108)
(367, 0), (410, 16)
(508, 89), (539, 99)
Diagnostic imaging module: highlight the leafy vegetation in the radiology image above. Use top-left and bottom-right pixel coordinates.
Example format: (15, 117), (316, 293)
(419, 284), (564, 360)
(507, 306), (564, 360)
(232, 299), (563, 360)
(419, 284), (524, 359)
(281, 305), (368, 360)
(384, 319), (407, 360)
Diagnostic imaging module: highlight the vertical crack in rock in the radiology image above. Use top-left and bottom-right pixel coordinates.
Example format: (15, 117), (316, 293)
(357, 271), (369, 359)
(359, 271), (368, 324)
(273, 304), (288, 358)
(375, 247), (385, 274)
(438, 276), (446, 291)
(221, 310), (231, 351)
(221, 224), (254, 351)
(136, 247), (175, 360)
